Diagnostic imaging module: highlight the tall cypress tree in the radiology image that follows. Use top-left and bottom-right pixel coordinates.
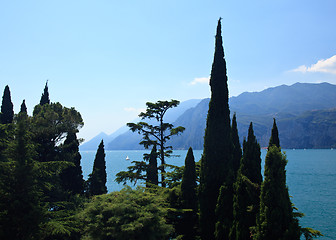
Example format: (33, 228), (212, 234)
(40, 81), (50, 105)
(254, 123), (300, 240)
(231, 122), (262, 240)
(180, 147), (198, 240)
(0, 111), (43, 240)
(199, 18), (233, 240)
(232, 113), (242, 179)
(1, 85), (14, 124)
(268, 118), (280, 148)
(87, 140), (107, 196)
(60, 131), (84, 195)
(146, 144), (158, 186)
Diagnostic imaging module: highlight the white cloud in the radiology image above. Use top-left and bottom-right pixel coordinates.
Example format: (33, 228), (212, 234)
(291, 55), (336, 74)
(189, 77), (209, 85)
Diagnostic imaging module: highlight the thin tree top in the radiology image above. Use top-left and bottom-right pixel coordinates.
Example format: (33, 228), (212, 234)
(40, 81), (50, 105)
(268, 118), (280, 148)
(139, 100), (180, 121)
(1, 85), (14, 124)
(210, 17), (228, 99)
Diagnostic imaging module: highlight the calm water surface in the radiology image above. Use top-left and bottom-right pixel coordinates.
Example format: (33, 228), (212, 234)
(81, 149), (336, 239)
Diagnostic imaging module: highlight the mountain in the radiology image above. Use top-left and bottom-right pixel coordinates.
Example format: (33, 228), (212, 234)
(106, 82), (336, 150)
(81, 99), (202, 150)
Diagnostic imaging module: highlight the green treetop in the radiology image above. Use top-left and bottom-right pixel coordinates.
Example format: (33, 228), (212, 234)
(231, 122), (262, 240)
(60, 131), (85, 195)
(199, 18), (233, 240)
(268, 118), (280, 148)
(87, 140), (107, 196)
(20, 100), (27, 114)
(1, 85), (14, 124)
(40, 81), (50, 105)
(254, 123), (300, 240)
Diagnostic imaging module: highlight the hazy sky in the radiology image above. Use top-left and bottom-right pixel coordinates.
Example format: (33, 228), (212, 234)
(1, 1), (336, 142)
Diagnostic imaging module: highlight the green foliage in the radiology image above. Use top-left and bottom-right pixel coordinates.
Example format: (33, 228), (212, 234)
(20, 99), (27, 114)
(127, 99), (185, 187)
(86, 140), (107, 196)
(60, 131), (85, 195)
(0, 112), (43, 240)
(268, 118), (280, 148)
(40, 81), (50, 105)
(232, 113), (242, 179)
(179, 147), (198, 240)
(1, 85), (14, 124)
(79, 186), (173, 240)
(231, 122), (262, 240)
(254, 146), (300, 240)
(32, 102), (84, 163)
(199, 18), (233, 240)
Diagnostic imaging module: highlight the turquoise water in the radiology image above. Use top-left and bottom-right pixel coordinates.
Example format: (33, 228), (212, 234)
(81, 149), (336, 239)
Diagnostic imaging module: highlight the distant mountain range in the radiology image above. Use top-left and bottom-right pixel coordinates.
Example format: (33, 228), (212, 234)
(81, 82), (336, 150)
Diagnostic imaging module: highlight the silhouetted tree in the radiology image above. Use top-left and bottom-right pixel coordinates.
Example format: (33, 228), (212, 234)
(146, 144), (158, 186)
(40, 81), (50, 105)
(180, 147), (198, 240)
(60, 131), (84, 195)
(199, 18), (233, 240)
(20, 100), (27, 114)
(268, 118), (280, 148)
(87, 140), (107, 196)
(231, 122), (262, 240)
(232, 113), (242, 179)
(254, 123), (300, 240)
(1, 85), (14, 124)
(127, 100), (185, 187)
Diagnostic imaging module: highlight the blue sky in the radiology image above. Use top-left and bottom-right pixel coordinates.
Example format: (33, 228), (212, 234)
(1, 1), (336, 142)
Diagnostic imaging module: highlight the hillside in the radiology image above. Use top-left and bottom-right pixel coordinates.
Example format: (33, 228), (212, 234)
(104, 82), (336, 150)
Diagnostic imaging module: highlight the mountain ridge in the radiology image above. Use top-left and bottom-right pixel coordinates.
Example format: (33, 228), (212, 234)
(83, 82), (336, 150)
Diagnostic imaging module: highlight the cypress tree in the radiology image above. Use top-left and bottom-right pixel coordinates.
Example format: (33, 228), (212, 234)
(87, 140), (107, 196)
(40, 81), (50, 105)
(199, 18), (233, 240)
(268, 118), (280, 148)
(231, 122), (262, 240)
(254, 123), (300, 240)
(1, 85), (14, 124)
(232, 113), (242, 179)
(0, 111), (43, 239)
(20, 100), (27, 114)
(180, 147), (198, 240)
(60, 131), (85, 195)
(146, 144), (158, 186)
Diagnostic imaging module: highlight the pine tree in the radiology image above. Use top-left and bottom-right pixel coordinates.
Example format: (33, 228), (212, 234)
(180, 147), (198, 240)
(231, 122), (262, 240)
(60, 131), (84, 195)
(1, 85), (14, 124)
(268, 118), (280, 148)
(199, 18), (233, 240)
(40, 81), (50, 105)
(232, 113), (242, 179)
(20, 100), (27, 114)
(146, 144), (158, 186)
(254, 123), (300, 240)
(87, 140), (107, 196)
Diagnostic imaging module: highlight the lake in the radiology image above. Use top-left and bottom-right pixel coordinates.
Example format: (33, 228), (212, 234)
(81, 149), (336, 239)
